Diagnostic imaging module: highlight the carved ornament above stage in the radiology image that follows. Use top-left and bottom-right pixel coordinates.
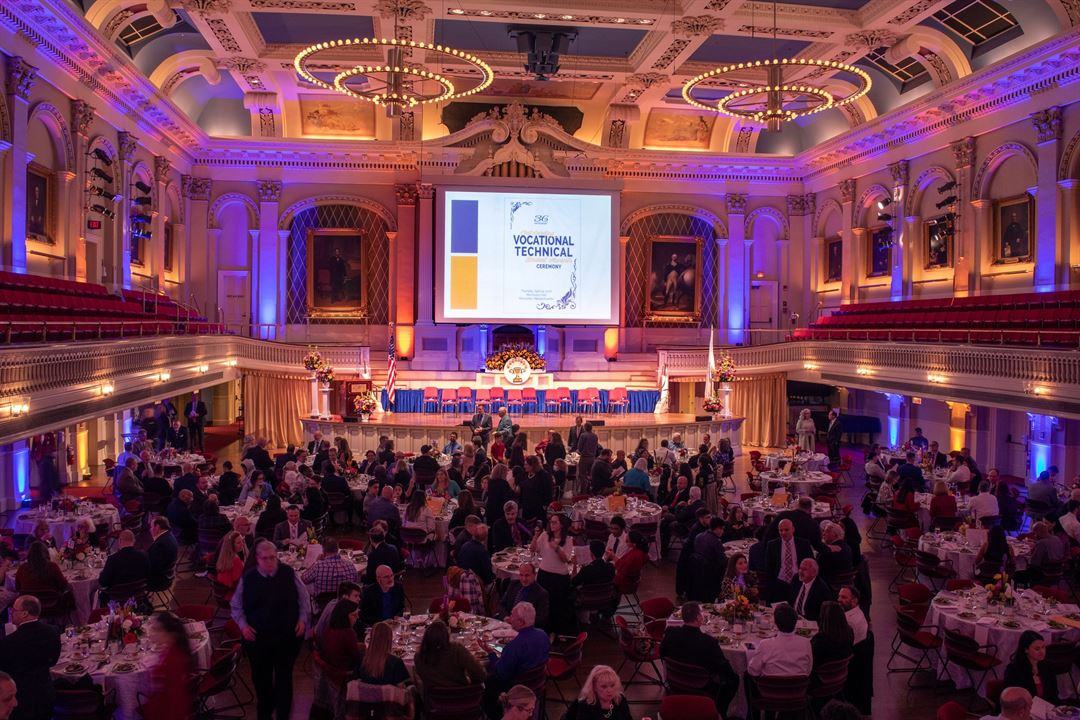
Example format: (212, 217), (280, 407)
(1031, 106), (1063, 143)
(394, 183), (418, 206)
(182, 175), (212, 200)
(5, 56), (38, 100)
(952, 136), (977, 169)
(839, 179), (856, 204)
(725, 193), (748, 215)
(154, 156), (171, 183)
(888, 159), (909, 187)
(72, 100), (95, 137)
(117, 131), (137, 162)
(257, 180), (282, 203)
(786, 194), (810, 217)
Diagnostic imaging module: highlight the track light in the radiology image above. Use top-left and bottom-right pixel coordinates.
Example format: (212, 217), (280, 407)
(87, 186), (111, 198)
(131, 229), (152, 240)
(90, 167), (113, 184)
(91, 148), (112, 166)
(131, 197), (152, 206)
(937, 180), (957, 193)
(877, 213), (892, 222)
(89, 204), (116, 219)
(131, 213), (152, 224)
(134, 181), (152, 194)
(936, 195), (957, 209)
(877, 197), (893, 210)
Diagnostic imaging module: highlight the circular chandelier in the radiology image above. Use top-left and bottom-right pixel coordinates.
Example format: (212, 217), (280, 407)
(294, 38), (494, 117)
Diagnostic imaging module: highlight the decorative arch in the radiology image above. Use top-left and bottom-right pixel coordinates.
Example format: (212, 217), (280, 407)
(163, 181), (183, 224)
(87, 135), (116, 163)
(974, 142), (1038, 200)
(906, 166), (955, 217)
(210, 192), (259, 229)
(620, 203), (727, 240)
(853, 183), (891, 227)
(130, 161), (154, 202)
(28, 102), (75, 171)
(746, 206), (789, 241)
(1058, 128), (1080, 181)
(279, 195), (396, 232)
(814, 198), (843, 237)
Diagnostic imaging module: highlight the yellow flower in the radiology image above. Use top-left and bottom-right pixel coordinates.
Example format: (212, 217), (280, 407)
(993, 574), (1002, 580)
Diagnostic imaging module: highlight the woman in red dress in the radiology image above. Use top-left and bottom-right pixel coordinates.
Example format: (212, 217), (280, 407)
(143, 612), (193, 720)
(614, 531), (649, 595)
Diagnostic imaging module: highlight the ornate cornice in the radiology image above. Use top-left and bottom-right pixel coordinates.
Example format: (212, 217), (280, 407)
(374, 0), (430, 20)
(182, 175), (212, 200)
(888, 159), (909, 187)
(154, 155), (171, 183)
(845, 29), (898, 49)
(5, 56), (37, 100)
(395, 183), (418, 206)
(181, 0), (231, 15)
(786, 194), (810, 217)
(117, 131), (137, 162)
(725, 193), (747, 214)
(417, 183), (434, 200)
(1031, 106), (1063, 143)
(671, 15), (723, 37)
(256, 180), (282, 202)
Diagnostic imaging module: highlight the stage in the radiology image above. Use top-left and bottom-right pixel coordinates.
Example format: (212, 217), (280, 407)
(302, 412), (745, 456)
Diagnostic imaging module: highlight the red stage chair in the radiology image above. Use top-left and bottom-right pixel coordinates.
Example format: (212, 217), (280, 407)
(422, 387), (439, 413)
(474, 388), (492, 412)
(439, 388), (458, 413)
(488, 387), (505, 411)
(506, 389), (523, 413)
(545, 387), (570, 413)
(608, 387), (629, 413)
(521, 387), (538, 413)
(456, 386), (474, 414)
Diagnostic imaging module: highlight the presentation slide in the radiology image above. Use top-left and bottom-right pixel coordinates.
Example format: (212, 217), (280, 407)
(437, 189), (615, 324)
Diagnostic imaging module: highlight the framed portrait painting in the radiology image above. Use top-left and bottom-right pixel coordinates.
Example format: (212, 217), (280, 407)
(645, 235), (703, 323)
(25, 164), (52, 244)
(163, 224), (174, 272)
(825, 237), (842, 283)
(306, 228), (367, 317)
(924, 215), (953, 269)
(868, 226), (892, 278)
(993, 194), (1033, 264)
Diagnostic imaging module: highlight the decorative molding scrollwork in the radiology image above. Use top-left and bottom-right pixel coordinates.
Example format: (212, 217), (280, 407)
(974, 142), (1038, 200)
(814, 197), (842, 237)
(220, 57), (266, 74)
(154, 156), (171, 183)
(1031, 106), (1063, 143)
(620, 73), (668, 102)
(278, 195), (397, 231)
(704, 0), (732, 9)
(257, 180), (282, 202)
(805, 192), (816, 221)
(853, 183), (891, 226)
(208, 192), (258, 228)
(398, 112), (415, 141)
(607, 119), (626, 148)
(117, 131), (137, 163)
(905, 165), (954, 217)
(5, 56), (38, 100)
(671, 15), (722, 37)
(417, 183), (434, 201)
(182, 175), (212, 200)
(182, 0), (231, 14)
(888, 159), (909, 187)
(1059, 129), (1080, 181)
(258, 108), (276, 137)
(249, 0), (353, 7)
(725, 193), (747, 215)
(734, 127), (755, 153)
(71, 100), (95, 136)
(845, 30), (898, 49)
(786, 194), (809, 217)
(951, 136), (976, 169)
(374, 0), (431, 20)
(205, 18), (243, 53)
(919, 50), (953, 85)
(394, 184), (418, 206)
(839, 179), (856, 203)
(737, 25), (832, 39)
(887, 0), (938, 25)
(453, 100), (575, 178)
(651, 39), (691, 70)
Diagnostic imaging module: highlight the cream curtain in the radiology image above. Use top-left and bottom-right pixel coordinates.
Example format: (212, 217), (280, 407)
(729, 372), (789, 448)
(242, 372), (309, 448)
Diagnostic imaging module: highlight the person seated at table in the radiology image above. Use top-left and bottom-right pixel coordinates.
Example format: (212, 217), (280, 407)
(364, 523), (403, 585)
(897, 452), (926, 493)
(14, 540), (71, 597)
(238, 470), (273, 504)
(273, 505), (314, 549)
(414, 620), (487, 705)
(723, 552), (759, 600)
(945, 453), (971, 490)
(117, 462), (145, 506)
(278, 461), (302, 500)
(254, 494), (286, 540)
(676, 508), (714, 598)
(573, 540), (616, 589)
(458, 521), (495, 585)
(926, 441), (949, 470)
(817, 522), (854, 584)
(660, 601), (739, 716)
(969, 481), (1001, 525)
(99, 529), (150, 600)
(321, 599), (363, 672)
(747, 602), (813, 709)
(68, 517), (100, 551)
(215, 530), (248, 599)
(356, 449), (378, 476)
(975, 524), (1015, 568)
(142, 471), (173, 511)
(198, 497), (232, 535)
(167, 489), (198, 545)
(589, 449), (615, 495)
(24, 519), (56, 555)
(811, 601), (854, 670)
(561, 665), (633, 720)
(621, 459), (651, 497)
(355, 620), (411, 687)
(863, 446), (889, 484)
(141, 611), (194, 720)
(1016, 522), (1066, 586)
(789, 558), (831, 622)
(301, 476), (329, 523)
(482, 601), (550, 716)
(360, 565), (405, 628)
(930, 481), (958, 521)
(891, 478), (920, 514)
(449, 489), (477, 531)
(1002, 632), (1061, 705)
(722, 506), (754, 542)
(366, 486), (402, 539)
(0, 595), (61, 720)
(490, 501), (532, 553)
(603, 516), (631, 562)
(431, 467), (460, 500)
(302, 537), (358, 604)
(766, 519), (814, 603)
(876, 469), (898, 507)
(499, 562), (550, 628)
(614, 531), (649, 596)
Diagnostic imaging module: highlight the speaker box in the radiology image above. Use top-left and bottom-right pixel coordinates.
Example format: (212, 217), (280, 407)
(343, 416), (359, 423)
(694, 415), (714, 422)
(587, 419), (606, 427)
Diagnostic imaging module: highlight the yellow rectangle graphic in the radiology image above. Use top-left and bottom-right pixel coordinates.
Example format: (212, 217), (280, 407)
(449, 255), (477, 309)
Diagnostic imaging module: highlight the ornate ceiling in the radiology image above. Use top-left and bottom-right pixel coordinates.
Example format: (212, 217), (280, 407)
(73, 0), (1075, 152)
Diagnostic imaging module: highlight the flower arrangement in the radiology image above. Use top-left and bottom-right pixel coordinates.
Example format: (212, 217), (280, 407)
(985, 571), (1015, 606)
(303, 348), (324, 373)
(353, 392), (378, 415)
(315, 365), (335, 385)
(713, 355), (737, 383)
(484, 343), (546, 372)
(251, 498), (265, 513)
(717, 589), (757, 623)
(306, 527), (318, 545)
(107, 599), (145, 646)
(57, 496), (77, 514)
(62, 540), (89, 565)
(703, 395), (724, 413)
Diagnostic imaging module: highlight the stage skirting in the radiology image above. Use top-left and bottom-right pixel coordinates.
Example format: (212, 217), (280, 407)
(380, 388), (661, 414)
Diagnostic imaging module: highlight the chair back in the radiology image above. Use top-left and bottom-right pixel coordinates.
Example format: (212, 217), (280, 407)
(425, 683), (485, 720)
(511, 663), (548, 696)
(399, 526), (431, 547)
(549, 631), (587, 677)
(825, 569), (858, 592)
(1043, 640), (1077, 675)
(662, 656), (711, 694)
(195, 643), (242, 699)
(584, 518), (609, 541)
(752, 674), (811, 713)
(176, 604), (215, 622)
(936, 701), (968, 720)
(197, 526), (227, 557)
(441, 388), (458, 403)
(489, 387), (505, 402)
(809, 655), (851, 699)
(943, 628), (990, 668)
(338, 538), (364, 551)
(897, 582), (933, 606)
(506, 389), (523, 403)
(522, 387), (538, 401)
(658, 695), (719, 720)
(639, 597), (675, 623)
(423, 387), (439, 401)
(52, 686), (108, 720)
(576, 582), (616, 613)
(313, 649), (349, 689)
(100, 578), (147, 605)
(615, 615), (657, 661)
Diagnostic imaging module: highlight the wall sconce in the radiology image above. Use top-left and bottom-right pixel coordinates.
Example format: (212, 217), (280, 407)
(224, 359), (237, 367)
(99, 383), (115, 396)
(855, 366), (873, 376)
(195, 364), (209, 373)
(1025, 383), (1049, 397)
(803, 362), (818, 371)
(927, 373), (946, 384)
(154, 370), (171, 382)
(1, 400), (30, 418)
(912, 397), (922, 405)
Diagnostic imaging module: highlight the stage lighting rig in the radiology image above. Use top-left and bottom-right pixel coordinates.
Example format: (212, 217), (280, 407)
(90, 167), (113, 184)
(89, 204), (116, 219)
(91, 148), (113, 166)
(877, 197), (893, 210)
(936, 195), (957, 210)
(937, 180), (957, 193)
(134, 181), (152, 194)
(877, 212), (893, 222)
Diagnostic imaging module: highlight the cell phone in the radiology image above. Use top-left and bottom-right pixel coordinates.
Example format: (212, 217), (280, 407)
(491, 643), (506, 654)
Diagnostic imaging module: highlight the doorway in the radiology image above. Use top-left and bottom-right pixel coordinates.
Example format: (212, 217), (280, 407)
(217, 270), (250, 335)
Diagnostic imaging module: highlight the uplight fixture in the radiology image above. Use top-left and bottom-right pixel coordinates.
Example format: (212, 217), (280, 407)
(855, 366), (872, 376)
(927, 373), (946, 384)
(2, 400), (29, 417)
(99, 383), (115, 396)
(154, 370), (171, 382)
(195, 363), (209, 373)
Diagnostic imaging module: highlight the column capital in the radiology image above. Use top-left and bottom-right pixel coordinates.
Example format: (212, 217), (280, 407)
(182, 175), (212, 200)
(725, 193), (747, 215)
(1031, 106), (1062, 144)
(786, 194), (810, 216)
(386, 231), (398, 245)
(417, 182), (434, 200)
(5, 56), (37, 100)
(715, 237), (729, 248)
(117, 131), (138, 163)
(154, 156), (172, 183)
(951, 136), (976, 169)
(618, 235), (630, 245)
(888, 159), (909, 187)
(256, 179), (282, 203)
(839, 179), (856, 204)
(58, 170), (77, 183)
(851, 226), (867, 236)
(394, 184), (418, 206)
(71, 100), (95, 137)
(970, 198), (991, 210)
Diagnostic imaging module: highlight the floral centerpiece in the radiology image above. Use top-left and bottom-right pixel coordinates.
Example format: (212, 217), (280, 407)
(61, 539), (90, 566)
(106, 599), (145, 647)
(436, 596), (463, 628)
(985, 571), (1015, 606)
(717, 587), (757, 623)
(250, 498), (265, 513)
(306, 526), (319, 545)
(484, 343), (546, 372)
(303, 348), (324, 373)
(703, 395), (724, 414)
(713, 355), (737, 383)
(56, 496), (77, 514)
(353, 392), (378, 417)
(315, 365), (335, 386)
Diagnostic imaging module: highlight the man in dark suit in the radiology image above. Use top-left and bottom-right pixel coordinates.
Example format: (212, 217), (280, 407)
(589, 449), (614, 494)
(272, 506), (313, 549)
(567, 416), (584, 452)
(762, 497), (826, 552)
(897, 452), (926, 493)
(245, 438), (274, 476)
(173, 464), (199, 497)
(817, 522), (854, 585)
(306, 431), (324, 456)
(765, 519), (814, 603)
(99, 530), (150, 600)
(147, 516), (179, 593)
(572, 541), (615, 589)
(576, 422), (600, 482)
(499, 563), (550, 629)
(660, 601), (739, 717)
(363, 524), (402, 584)
(825, 410), (842, 462)
(490, 501), (532, 553)
(360, 565), (405, 628)
(275, 445), (298, 474)
(676, 507), (713, 597)
(164, 418), (188, 452)
(926, 441), (949, 469)
(184, 390), (208, 452)
(789, 558), (831, 622)
(321, 463), (350, 497)
(469, 410), (492, 447)
(412, 445), (440, 486)
(689, 517), (727, 602)
(167, 489), (198, 545)
(0, 595), (61, 720)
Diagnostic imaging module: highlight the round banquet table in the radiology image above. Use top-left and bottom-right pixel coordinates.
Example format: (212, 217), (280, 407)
(571, 497), (663, 561)
(917, 532), (1031, 580)
(735, 495), (834, 525)
(915, 493), (972, 531)
(384, 612), (516, 671)
(279, 543), (368, 579)
(397, 498), (457, 566)
(667, 605), (817, 719)
(6, 556), (104, 624)
(491, 546), (582, 580)
(926, 588), (1080, 698)
(150, 452), (206, 476)
(14, 504), (120, 546)
(723, 538), (758, 557)
(51, 618), (212, 720)
(762, 452), (829, 472)
(347, 475), (372, 501)
(760, 470), (834, 495)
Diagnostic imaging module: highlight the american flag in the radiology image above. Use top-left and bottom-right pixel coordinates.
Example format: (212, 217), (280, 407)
(386, 322), (397, 410)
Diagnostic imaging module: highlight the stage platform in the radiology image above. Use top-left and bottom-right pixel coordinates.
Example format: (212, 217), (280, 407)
(302, 412), (745, 456)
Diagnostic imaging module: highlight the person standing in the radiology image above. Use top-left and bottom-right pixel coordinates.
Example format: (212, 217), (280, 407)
(795, 409), (816, 454)
(567, 416), (584, 452)
(825, 410), (842, 463)
(184, 390), (208, 453)
(470, 408), (492, 447)
(0, 596), (61, 720)
(576, 422), (599, 493)
(230, 539), (311, 720)
(496, 407), (514, 445)
(141, 612), (194, 720)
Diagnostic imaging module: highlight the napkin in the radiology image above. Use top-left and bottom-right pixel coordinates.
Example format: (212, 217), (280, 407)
(1029, 621), (1050, 632)
(1031, 695), (1054, 720)
(976, 615), (997, 625)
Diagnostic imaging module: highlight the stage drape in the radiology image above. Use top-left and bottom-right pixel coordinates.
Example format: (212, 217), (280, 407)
(243, 372), (308, 447)
(729, 373), (789, 448)
(380, 388), (660, 414)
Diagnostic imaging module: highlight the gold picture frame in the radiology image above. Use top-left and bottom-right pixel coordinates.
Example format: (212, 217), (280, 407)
(26, 163), (54, 245)
(923, 214), (953, 269)
(645, 235), (703, 323)
(305, 228), (368, 318)
(993, 193), (1034, 264)
(867, 225), (892, 278)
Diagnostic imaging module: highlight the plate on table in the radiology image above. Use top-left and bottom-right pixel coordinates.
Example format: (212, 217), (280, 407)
(795, 628), (813, 638)
(933, 597), (954, 606)
(63, 662), (87, 674)
(958, 611), (977, 620)
(1000, 620), (1022, 629)
(506, 564), (519, 571)
(717, 635), (733, 645)
(112, 663), (137, 674)
(1066, 613), (1080, 621)
(1049, 620), (1067, 630)
(1054, 707), (1080, 719)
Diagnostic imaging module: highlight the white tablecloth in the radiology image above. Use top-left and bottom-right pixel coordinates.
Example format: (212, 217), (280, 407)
(491, 547), (581, 580)
(735, 496), (834, 525)
(14, 505), (120, 546)
(760, 471), (834, 495)
(571, 497), (663, 561)
(6, 560), (102, 624)
(918, 533), (1031, 580)
(763, 452), (828, 472)
(386, 613), (516, 671)
(915, 493), (973, 531)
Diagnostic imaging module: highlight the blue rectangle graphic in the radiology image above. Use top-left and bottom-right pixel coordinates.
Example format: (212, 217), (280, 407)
(450, 199), (479, 254)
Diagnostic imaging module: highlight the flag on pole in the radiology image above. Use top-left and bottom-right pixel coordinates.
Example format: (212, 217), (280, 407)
(705, 326), (716, 399)
(386, 323), (397, 411)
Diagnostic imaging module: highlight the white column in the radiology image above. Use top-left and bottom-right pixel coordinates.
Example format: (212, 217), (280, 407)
(714, 238), (728, 331)
(725, 194), (747, 344)
(1060, 180), (1079, 285)
(888, 160), (908, 300)
(903, 215), (919, 297)
(71, 100), (94, 281)
(255, 180), (282, 340)
(116, 132), (137, 290)
(2, 57), (36, 272)
(416, 183), (434, 325)
(971, 199), (992, 295)
(55, 170), (76, 277)
(182, 175), (212, 316)
(1031, 107), (1062, 291)
(393, 185), (417, 327)
(839, 181), (856, 305)
(618, 235), (629, 331)
(951, 137), (977, 295)
(848, 227), (866, 305)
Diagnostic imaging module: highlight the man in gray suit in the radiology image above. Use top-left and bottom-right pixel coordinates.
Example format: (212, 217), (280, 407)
(576, 422), (599, 492)
(273, 505), (314, 548)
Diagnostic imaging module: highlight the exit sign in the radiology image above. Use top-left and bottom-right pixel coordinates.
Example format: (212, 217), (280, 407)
(87, 219), (102, 230)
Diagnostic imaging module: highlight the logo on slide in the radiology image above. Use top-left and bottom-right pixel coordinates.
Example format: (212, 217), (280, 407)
(502, 357), (533, 385)
(533, 215), (549, 225)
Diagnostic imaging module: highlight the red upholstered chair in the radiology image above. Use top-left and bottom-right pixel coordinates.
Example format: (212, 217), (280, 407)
(521, 387), (538, 413)
(658, 695), (719, 720)
(576, 388), (600, 413)
(640, 597), (675, 625)
(439, 388), (458, 413)
(506, 389), (524, 413)
(488, 387), (505, 411)
(937, 701), (968, 720)
(547, 631), (588, 705)
(942, 628), (1001, 703)
(944, 578), (975, 592)
(422, 387), (439, 413)
(608, 387), (629, 414)
(887, 607), (943, 688)
(747, 674), (810, 717)
(456, 386), (474, 413)
(474, 388), (492, 412)
(424, 683), (485, 720)
(614, 616), (663, 685)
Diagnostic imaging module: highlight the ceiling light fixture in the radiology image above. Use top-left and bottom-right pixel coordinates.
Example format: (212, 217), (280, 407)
(294, 37), (494, 118)
(681, 1), (870, 131)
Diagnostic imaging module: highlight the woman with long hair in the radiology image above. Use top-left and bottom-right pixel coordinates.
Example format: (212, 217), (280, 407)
(722, 507), (753, 541)
(431, 467), (460, 499)
(613, 530), (649, 595)
(15, 540), (70, 595)
(238, 470), (272, 503)
(485, 463), (517, 526)
(545, 432), (567, 471)
(508, 432), (528, 470)
(142, 612), (194, 719)
(892, 478), (919, 513)
(976, 523), (1015, 568)
(321, 600), (362, 671)
(413, 620), (486, 693)
(357, 621), (410, 686)
(215, 531), (247, 599)
(795, 408), (816, 453)
(1003, 631), (1059, 703)
(334, 437), (353, 466)
(499, 686), (537, 720)
(811, 601), (854, 670)
(450, 489), (476, 530)
(462, 441), (477, 478)
(403, 489), (437, 567)
(723, 552), (759, 599)
(392, 460), (412, 494)
(254, 494), (286, 537)
(561, 665), (632, 720)
(531, 513), (575, 633)
(929, 480), (958, 520)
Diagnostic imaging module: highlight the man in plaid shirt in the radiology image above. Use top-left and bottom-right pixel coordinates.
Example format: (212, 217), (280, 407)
(301, 537), (358, 610)
(445, 566), (485, 614)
